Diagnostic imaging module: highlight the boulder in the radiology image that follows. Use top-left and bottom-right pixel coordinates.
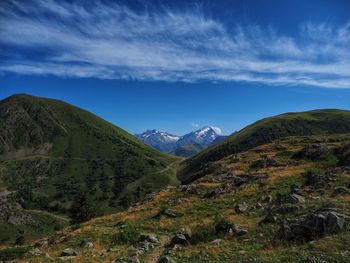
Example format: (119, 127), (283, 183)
(170, 234), (187, 246)
(60, 248), (78, 257)
(139, 234), (158, 244)
(287, 193), (305, 204)
(277, 208), (349, 242)
(204, 183), (235, 198)
(211, 239), (222, 245)
(232, 225), (248, 236)
(235, 203), (248, 214)
(179, 227), (192, 239)
(294, 144), (330, 161)
(80, 240), (94, 249)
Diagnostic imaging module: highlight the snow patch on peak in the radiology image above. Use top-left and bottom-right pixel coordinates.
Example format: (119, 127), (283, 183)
(210, 126), (222, 135)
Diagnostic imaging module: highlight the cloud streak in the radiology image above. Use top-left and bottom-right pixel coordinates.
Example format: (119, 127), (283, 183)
(1, 0), (350, 88)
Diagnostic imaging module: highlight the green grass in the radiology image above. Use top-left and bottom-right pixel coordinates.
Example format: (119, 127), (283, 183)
(179, 109), (350, 183)
(0, 94), (179, 218)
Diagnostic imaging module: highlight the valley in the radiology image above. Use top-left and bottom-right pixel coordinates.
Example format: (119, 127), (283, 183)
(0, 95), (350, 262)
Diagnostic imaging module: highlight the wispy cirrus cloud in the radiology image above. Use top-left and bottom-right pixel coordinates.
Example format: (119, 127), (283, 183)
(0, 0), (350, 88)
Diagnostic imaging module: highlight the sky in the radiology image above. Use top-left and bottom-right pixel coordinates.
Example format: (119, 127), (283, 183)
(1, 0), (350, 135)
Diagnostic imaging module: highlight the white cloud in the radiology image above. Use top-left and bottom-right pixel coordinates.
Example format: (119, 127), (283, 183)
(0, 0), (350, 88)
(191, 123), (200, 128)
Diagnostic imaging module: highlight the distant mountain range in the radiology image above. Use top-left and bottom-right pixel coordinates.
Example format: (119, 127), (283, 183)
(135, 126), (227, 157)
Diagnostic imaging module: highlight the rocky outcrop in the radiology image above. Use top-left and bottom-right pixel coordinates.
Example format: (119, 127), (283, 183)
(277, 207), (350, 242)
(294, 144), (331, 161)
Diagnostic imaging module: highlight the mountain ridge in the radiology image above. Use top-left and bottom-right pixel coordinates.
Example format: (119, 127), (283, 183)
(135, 126), (226, 157)
(178, 109), (350, 183)
(0, 94), (179, 219)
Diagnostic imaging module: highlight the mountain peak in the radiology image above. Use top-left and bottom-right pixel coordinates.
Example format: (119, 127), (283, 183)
(135, 126), (226, 156)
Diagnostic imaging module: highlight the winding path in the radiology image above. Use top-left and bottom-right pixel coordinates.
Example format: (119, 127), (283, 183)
(145, 236), (170, 263)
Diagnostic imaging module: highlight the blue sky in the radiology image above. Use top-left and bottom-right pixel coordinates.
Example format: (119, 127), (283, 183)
(1, 0), (350, 135)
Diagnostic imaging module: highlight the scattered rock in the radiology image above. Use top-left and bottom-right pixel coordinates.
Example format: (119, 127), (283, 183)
(139, 233), (158, 244)
(170, 234), (187, 246)
(272, 204), (304, 215)
(294, 144), (331, 161)
(262, 195), (273, 204)
(179, 227), (192, 239)
(60, 248), (78, 257)
(204, 182), (235, 198)
(235, 203), (248, 214)
(211, 239), (222, 245)
(250, 155), (278, 169)
(287, 193), (305, 204)
(255, 202), (264, 210)
(34, 240), (49, 248)
(332, 186), (349, 196)
(179, 184), (199, 195)
(232, 225), (248, 236)
(155, 208), (181, 218)
(80, 240), (94, 249)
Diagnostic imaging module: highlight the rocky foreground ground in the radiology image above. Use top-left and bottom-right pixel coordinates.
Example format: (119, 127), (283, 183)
(1, 134), (350, 262)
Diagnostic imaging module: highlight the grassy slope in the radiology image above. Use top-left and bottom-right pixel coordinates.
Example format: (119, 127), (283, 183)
(4, 134), (350, 262)
(0, 94), (179, 217)
(178, 109), (350, 183)
(169, 143), (207, 157)
(0, 209), (68, 245)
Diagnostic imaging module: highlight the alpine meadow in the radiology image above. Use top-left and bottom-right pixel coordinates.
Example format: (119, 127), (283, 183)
(1, 0), (350, 262)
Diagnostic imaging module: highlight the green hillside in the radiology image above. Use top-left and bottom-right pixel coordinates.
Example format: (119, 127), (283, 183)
(169, 143), (207, 157)
(0, 94), (179, 218)
(178, 109), (350, 183)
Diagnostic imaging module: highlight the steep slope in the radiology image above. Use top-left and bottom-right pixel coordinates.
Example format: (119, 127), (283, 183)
(0, 94), (179, 217)
(178, 109), (350, 183)
(0, 190), (68, 245)
(3, 134), (350, 262)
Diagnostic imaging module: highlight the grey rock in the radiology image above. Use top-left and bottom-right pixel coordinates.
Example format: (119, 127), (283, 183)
(170, 234), (187, 246)
(179, 227), (192, 239)
(287, 193), (305, 204)
(211, 239), (222, 245)
(277, 208), (349, 242)
(60, 248), (78, 257)
(235, 203), (248, 214)
(294, 144), (330, 161)
(139, 233), (158, 244)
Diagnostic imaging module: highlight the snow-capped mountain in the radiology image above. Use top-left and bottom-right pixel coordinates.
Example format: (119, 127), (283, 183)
(177, 126), (223, 148)
(135, 129), (180, 152)
(135, 126), (226, 156)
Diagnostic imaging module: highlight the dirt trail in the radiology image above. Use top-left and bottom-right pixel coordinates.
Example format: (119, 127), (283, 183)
(145, 236), (169, 263)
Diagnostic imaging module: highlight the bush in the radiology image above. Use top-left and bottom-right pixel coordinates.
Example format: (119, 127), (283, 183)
(0, 247), (30, 261)
(113, 222), (140, 244)
(191, 224), (216, 244)
(215, 217), (234, 235)
(303, 169), (326, 187)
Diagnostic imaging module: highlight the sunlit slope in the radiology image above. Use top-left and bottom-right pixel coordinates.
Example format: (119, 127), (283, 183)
(178, 109), (350, 183)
